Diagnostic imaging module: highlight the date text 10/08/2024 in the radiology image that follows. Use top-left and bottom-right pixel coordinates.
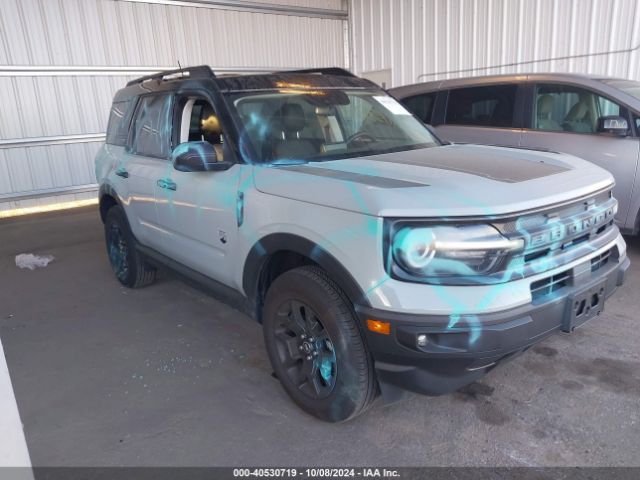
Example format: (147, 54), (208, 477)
(232, 468), (401, 478)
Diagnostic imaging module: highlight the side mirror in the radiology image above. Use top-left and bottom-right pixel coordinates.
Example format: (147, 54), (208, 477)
(597, 116), (629, 137)
(172, 141), (233, 172)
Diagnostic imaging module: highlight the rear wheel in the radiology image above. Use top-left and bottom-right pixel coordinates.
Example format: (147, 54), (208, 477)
(263, 266), (377, 422)
(104, 206), (156, 288)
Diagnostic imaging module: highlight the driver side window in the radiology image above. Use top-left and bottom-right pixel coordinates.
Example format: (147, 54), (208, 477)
(533, 85), (626, 134)
(178, 97), (227, 161)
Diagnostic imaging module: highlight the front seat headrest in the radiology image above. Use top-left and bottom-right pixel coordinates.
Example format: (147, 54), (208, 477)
(537, 94), (554, 116)
(278, 104), (307, 133)
(200, 103), (222, 136)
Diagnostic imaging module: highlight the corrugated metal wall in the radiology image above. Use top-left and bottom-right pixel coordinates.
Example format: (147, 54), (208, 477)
(0, 0), (347, 211)
(350, 0), (640, 88)
(8, 0), (636, 213)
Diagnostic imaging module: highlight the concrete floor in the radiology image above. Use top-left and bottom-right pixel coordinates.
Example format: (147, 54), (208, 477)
(0, 207), (639, 467)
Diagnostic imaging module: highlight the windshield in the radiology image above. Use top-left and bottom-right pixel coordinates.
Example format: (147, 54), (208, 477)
(225, 88), (439, 163)
(598, 78), (640, 102)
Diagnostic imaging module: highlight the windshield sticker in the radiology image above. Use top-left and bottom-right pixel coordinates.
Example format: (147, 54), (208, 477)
(373, 96), (411, 115)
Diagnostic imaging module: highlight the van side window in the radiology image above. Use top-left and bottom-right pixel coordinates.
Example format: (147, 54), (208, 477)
(534, 85), (626, 133)
(130, 94), (173, 158)
(401, 93), (436, 124)
(106, 100), (133, 146)
(445, 85), (517, 128)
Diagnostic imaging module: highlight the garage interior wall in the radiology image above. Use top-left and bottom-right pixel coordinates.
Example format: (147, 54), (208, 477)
(0, 0), (348, 212)
(351, 0), (640, 88)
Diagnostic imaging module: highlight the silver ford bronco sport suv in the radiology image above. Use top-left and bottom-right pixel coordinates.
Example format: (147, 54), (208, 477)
(96, 66), (629, 422)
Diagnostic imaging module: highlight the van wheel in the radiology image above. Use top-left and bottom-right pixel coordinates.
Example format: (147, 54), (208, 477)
(262, 266), (377, 422)
(104, 206), (156, 288)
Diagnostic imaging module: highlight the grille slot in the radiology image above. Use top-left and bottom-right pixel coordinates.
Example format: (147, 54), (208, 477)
(565, 233), (590, 249)
(524, 248), (550, 263)
(591, 248), (613, 272)
(530, 270), (571, 301)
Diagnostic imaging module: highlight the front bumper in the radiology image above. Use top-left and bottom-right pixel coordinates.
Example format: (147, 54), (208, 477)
(356, 251), (630, 402)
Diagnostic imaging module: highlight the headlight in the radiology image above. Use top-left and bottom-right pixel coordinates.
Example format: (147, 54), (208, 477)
(389, 224), (523, 282)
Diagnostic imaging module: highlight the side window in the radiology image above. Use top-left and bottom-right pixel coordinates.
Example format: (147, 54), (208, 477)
(105, 100), (133, 146)
(178, 97), (227, 161)
(597, 96), (622, 117)
(534, 84), (627, 134)
(445, 85), (517, 127)
(130, 94), (173, 158)
(401, 93), (436, 124)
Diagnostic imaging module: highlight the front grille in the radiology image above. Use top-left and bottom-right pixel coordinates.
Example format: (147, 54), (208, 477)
(530, 246), (616, 302)
(530, 269), (571, 301)
(591, 248), (613, 272)
(496, 191), (617, 278)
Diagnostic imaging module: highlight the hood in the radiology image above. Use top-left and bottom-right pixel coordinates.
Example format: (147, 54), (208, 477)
(253, 144), (614, 218)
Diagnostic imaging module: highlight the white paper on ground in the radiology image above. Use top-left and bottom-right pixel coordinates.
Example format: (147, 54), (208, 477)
(15, 254), (55, 270)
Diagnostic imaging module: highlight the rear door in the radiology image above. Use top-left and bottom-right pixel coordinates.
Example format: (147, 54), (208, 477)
(520, 83), (640, 228)
(433, 83), (524, 147)
(122, 93), (174, 248)
(101, 98), (135, 208)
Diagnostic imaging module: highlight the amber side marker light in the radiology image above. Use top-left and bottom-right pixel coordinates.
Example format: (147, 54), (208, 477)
(367, 319), (391, 335)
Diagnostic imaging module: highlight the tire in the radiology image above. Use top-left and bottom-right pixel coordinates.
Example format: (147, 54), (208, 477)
(262, 265), (377, 422)
(104, 205), (157, 288)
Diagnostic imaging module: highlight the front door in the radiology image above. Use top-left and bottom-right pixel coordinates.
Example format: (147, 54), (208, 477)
(153, 95), (242, 288)
(520, 83), (640, 228)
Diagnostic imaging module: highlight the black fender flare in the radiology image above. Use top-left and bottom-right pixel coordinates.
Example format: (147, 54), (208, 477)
(98, 183), (123, 222)
(242, 233), (371, 311)
(99, 182), (119, 201)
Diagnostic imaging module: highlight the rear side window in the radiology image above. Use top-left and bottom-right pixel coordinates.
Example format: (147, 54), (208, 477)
(401, 93), (436, 124)
(130, 94), (173, 158)
(445, 85), (517, 128)
(105, 100), (133, 146)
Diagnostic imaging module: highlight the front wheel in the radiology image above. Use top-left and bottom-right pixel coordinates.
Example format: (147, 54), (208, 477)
(262, 266), (377, 422)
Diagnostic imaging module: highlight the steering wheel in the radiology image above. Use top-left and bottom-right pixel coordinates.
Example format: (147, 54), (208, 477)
(346, 131), (377, 148)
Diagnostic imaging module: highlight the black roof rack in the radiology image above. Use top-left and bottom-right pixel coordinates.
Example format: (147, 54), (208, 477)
(280, 67), (356, 77)
(126, 65), (215, 87)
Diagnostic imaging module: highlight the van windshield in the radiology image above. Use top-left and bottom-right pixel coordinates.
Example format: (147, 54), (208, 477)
(224, 88), (439, 164)
(598, 78), (640, 102)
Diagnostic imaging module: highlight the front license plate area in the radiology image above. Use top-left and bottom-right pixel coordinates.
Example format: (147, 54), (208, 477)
(562, 279), (607, 332)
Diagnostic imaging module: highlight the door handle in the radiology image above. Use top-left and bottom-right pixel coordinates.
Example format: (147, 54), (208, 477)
(115, 167), (129, 179)
(156, 178), (177, 191)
